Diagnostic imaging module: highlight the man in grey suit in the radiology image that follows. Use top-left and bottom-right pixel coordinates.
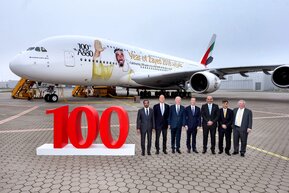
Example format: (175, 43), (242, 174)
(137, 99), (155, 156)
(232, 100), (253, 157)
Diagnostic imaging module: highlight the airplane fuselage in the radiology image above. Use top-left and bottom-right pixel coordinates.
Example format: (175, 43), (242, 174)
(10, 36), (204, 90)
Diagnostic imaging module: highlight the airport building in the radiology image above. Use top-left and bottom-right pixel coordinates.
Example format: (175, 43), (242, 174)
(219, 72), (279, 91)
(0, 80), (18, 89)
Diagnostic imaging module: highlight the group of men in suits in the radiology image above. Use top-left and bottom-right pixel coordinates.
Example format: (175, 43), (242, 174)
(136, 95), (252, 157)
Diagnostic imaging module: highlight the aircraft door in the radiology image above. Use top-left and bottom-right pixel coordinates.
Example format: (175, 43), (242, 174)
(64, 51), (75, 67)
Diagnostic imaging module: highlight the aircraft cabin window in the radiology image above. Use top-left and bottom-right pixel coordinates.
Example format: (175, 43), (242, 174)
(41, 47), (47, 52)
(35, 47), (40, 52)
(27, 47), (35, 51)
(80, 58), (83, 61)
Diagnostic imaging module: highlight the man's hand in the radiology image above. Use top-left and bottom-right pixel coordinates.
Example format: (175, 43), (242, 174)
(207, 121), (213, 126)
(137, 129), (140, 135)
(222, 124), (227, 129)
(247, 128), (252, 133)
(168, 125), (171, 129)
(185, 125), (188, 131)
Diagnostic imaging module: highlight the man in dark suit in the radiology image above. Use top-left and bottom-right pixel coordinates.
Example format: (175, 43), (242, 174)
(137, 99), (155, 156)
(153, 95), (170, 154)
(201, 96), (220, 154)
(232, 100), (253, 157)
(168, 96), (185, 154)
(218, 99), (234, 155)
(185, 97), (201, 153)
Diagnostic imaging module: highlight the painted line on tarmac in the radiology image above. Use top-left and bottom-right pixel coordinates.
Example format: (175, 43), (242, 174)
(0, 106), (39, 125)
(253, 110), (289, 116)
(247, 145), (289, 161)
(0, 124), (137, 134)
(253, 115), (289, 120)
(0, 128), (53, 133)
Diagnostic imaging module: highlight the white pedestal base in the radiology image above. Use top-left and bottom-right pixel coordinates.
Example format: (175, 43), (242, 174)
(36, 144), (135, 156)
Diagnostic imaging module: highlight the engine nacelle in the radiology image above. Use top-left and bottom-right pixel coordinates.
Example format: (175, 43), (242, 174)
(190, 71), (221, 93)
(272, 65), (289, 88)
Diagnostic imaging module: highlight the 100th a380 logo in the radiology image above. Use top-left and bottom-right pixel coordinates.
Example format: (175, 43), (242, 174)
(47, 106), (129, 149)
(77, 43), (93, 57)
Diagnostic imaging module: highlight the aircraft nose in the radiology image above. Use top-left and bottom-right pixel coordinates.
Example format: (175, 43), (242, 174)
(9, 54), (24, 77)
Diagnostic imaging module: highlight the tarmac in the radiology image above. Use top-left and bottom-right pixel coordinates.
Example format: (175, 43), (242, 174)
(0, 89), (289, 193)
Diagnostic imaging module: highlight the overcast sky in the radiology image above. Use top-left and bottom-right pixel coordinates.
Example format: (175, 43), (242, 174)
(1, 0), (289, 81)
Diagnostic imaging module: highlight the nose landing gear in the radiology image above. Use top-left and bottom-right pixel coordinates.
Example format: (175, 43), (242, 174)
(44, 86), (58, 102)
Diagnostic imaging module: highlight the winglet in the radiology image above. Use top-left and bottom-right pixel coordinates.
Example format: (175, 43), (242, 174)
(200, 34), (216, 67)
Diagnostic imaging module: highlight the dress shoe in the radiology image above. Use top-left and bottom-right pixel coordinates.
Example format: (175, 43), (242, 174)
(218, 151), (223, 154)
(148, 152), (151, 155)
(202, 150), (207, 154)
(240, 153), (245, 157)
(156, 150), (159, 155)
(141, 152), (145, 156)
(232, 152), (239, 155)
(193, 150), (199, 153)
(177, 149), (181, 154)
(163, 150), (168, 154)
(211, 150), (216, 155)
(172, 149), (175, 154)
(187, 149), (191, 153)
(225, 151), (231, 156)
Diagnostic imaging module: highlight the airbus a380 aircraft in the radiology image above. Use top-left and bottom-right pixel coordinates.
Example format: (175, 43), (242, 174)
(10, 34), (288, 102)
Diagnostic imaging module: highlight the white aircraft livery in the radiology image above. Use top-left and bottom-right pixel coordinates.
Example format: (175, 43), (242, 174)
(10, 34), (289, 102)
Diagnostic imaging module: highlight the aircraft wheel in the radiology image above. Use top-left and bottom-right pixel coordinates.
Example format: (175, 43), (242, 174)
(147, 91), (151, 97)
(140, 91), (144, 98)
(50, 94), (58, 102)
(44, 94), (51, 102)
(155, 91), (159, 97)
(143, 91), (147, 98)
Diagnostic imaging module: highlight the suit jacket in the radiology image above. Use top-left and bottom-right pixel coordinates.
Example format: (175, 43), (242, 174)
(168, 104), (185, 128)
(201, 103), (220, 128)
(233, 108), (252, 130)
(185, 106), (201, 129)
(153, 103), (170, 130)
(218, 108), (233, 130)
(137, 108), (155, 131)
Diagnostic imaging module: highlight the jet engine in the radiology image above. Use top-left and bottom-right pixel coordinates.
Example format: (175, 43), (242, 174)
(272, 65), (289, 88)
(190, 71), (221, 93)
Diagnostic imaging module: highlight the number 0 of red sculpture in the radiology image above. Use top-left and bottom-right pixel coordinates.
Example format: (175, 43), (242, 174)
(46, 106), (129, 149)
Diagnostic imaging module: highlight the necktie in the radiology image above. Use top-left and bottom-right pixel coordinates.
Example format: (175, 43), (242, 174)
(208, 104), (212, 115)
(224, 109), (227, 117)
(236, 109), (242, 126)
(161, 103), (164, 115)
(192, 106), (195, 116)
(177, 105), (180, 115)
(146, 108), (149, 116)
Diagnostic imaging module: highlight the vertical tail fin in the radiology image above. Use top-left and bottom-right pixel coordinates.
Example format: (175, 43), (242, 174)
(200, 34), (216, 67)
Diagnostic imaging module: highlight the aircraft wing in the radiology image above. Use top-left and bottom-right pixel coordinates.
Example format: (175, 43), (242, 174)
(131, 64), (283, 88)
(131, 69), (197, 88)
(208, 64), (282, 78)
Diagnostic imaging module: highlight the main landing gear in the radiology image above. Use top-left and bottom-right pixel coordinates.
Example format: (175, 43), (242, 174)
(139, 90), (191, 98)
(44, 86), (58, 102)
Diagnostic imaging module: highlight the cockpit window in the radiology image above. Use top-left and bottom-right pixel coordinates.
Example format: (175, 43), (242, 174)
(41, 47), (47, 52)
(26, 46), (47, 52)
(27, 47), (35, 51)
